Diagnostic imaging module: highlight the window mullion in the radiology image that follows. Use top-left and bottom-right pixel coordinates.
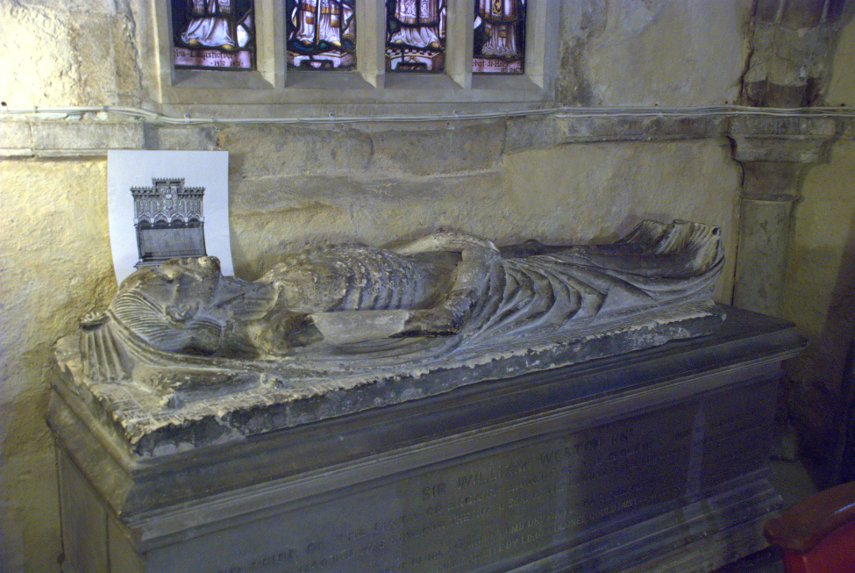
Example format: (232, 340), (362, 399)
(357, 1), (386, 88)
(447, 0), (474, 88)
(525, 1), (555, 89)
(261, 0), (283, 88)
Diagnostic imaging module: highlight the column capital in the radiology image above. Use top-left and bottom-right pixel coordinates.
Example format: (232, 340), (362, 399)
(729, 116), (837, 164)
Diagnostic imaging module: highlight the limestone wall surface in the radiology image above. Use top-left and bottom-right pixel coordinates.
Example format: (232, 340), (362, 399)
(556, 0), (751, 106)
(780, 12), (855, 483)
(826, 9), (855, 106)
(0, 1), (852, 572)
(782, 141), (855, 477)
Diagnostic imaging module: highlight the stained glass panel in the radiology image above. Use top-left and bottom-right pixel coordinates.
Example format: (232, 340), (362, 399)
(473, 0), (525, 74)
(172, 0), (256, 70)
(385, 0), (446, 72)
(287, 1), (357, 70)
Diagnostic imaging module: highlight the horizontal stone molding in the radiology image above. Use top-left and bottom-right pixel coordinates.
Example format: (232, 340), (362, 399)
(505, 113), (726, 152)
(1, 107), (854, 159)
(0, 118), (145, 158)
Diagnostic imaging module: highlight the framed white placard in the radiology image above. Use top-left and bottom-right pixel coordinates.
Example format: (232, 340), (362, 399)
(107, 150), (233, 284)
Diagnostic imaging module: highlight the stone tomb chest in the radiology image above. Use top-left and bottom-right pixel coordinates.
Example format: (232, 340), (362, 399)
(49, 221), (804, 572)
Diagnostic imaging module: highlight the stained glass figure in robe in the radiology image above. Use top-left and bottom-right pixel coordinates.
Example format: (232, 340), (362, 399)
(385, 0), (446, 72)
(287, 0), (356, 70)
(172, 0), (256, 70)
(473, 0), (525, 74)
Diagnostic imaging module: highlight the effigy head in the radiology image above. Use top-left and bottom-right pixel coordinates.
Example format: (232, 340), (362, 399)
(106, 256), (229, 355)
(76, 256), (286, 381)
(121, 257), (222, 314)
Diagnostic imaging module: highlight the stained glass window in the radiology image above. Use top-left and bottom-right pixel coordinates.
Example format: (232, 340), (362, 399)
(172, 0), (256, 70)
(385, 0), (446, 72)
(473, 0), (525, 74)
(287, 1), (357, 70)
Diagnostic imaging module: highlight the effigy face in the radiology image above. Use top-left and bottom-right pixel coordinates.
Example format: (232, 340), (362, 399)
(129, 257), (224, 337)
(106, 256), (253, 356)
(56, 220), (727, 452)
(138, 256), (222, 308)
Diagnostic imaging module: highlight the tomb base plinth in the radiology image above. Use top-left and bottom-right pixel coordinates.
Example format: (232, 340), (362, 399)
(49, 307), (803, 573)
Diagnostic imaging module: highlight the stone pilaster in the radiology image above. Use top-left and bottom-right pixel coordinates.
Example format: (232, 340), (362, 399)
(729, 116), (836, 315)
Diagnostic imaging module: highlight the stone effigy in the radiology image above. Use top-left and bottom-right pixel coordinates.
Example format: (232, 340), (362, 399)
(51, 219), (810, 573)
(56, 219), (725, 453)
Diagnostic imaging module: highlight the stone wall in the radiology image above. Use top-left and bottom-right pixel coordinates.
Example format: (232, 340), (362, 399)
(0, 1), (853, 572)
(556, 0), (750, 106)
(0, 160), (114, 573)
(780, 12), (855, 484)
(782, 140), (855, 481)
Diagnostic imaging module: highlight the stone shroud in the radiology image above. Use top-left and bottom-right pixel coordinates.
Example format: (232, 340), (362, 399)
(54, 221), (726, 456)
(48, 307), (805, 573)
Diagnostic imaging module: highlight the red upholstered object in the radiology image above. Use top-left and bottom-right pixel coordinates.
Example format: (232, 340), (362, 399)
(764, 481), (855, 573)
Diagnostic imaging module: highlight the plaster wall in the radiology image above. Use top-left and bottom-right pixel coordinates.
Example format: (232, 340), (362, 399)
(0, 1), (779, 572)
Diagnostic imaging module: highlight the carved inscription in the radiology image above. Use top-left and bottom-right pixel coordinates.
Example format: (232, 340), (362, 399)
(208, 383), (774, 573)
(174, 47), (253, 69)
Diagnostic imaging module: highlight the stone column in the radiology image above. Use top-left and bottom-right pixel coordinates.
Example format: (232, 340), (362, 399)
(729, 116), (836, 316)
